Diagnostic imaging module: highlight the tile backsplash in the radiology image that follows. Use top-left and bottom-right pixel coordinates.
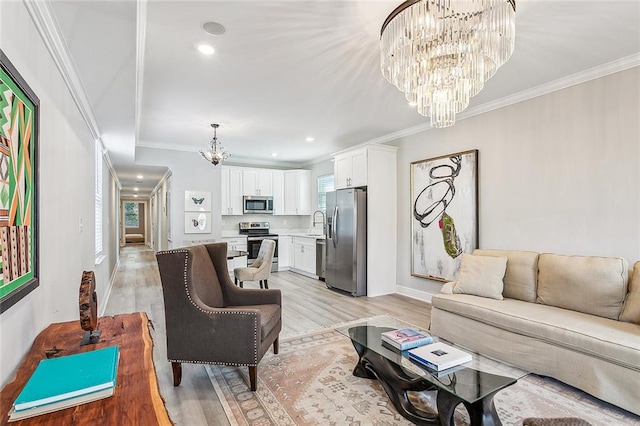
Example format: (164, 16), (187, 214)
(220, 215), (311, 233)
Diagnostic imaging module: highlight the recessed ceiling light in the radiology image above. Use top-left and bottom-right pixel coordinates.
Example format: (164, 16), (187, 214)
(305, 137), (314, 142)
(202, 22), (226, 36)
(134, 187), (139, 191)
(134, 194), (138, 198)
(136, 175), (143, 179)
(408, 102), (418, 107)
(271, 153), (278, 157)
(197, 44), (215, 55)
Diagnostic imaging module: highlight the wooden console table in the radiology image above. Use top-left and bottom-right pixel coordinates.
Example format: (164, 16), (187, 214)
(0, 312), (172, 425)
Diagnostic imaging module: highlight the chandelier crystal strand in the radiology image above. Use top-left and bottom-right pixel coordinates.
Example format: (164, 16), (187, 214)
(200, 123), (230, 166)
(381, 0), (515, 128)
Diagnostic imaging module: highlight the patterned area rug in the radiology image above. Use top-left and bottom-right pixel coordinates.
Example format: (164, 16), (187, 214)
(206, 319), (639, 426)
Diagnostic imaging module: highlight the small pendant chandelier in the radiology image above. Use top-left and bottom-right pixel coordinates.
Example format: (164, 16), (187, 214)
(200, 123), (230, 166)
(380, 0), (516, 128)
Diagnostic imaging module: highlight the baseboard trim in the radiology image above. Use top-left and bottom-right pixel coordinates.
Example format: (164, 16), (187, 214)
(395, 285), (434, 304)
(100, 256), (121, 317)
(289, 268), (318, 280)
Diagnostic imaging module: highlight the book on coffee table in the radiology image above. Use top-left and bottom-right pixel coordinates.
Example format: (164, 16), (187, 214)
(380, 327), (433, 350)
(408, 342), (472, 371)
(8, 345), (119, 421)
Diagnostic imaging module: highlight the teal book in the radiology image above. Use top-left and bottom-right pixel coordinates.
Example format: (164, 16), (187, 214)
(12, 345), (119, 412)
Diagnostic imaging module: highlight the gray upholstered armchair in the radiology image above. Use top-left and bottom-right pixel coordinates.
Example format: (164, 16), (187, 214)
(156, 242), (281, 391)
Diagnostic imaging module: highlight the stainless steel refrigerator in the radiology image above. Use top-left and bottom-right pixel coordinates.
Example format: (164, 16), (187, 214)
(325, 188), (367, 296)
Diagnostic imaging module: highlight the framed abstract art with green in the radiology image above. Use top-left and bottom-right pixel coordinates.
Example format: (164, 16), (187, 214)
(0, 50), (39, 313)
(411, 149), (478, 282)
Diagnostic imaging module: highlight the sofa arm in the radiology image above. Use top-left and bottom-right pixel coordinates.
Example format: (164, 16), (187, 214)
(226, 287), (281, 307)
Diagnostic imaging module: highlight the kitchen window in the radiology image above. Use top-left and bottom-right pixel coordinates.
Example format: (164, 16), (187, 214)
(317, 174), (335, 213)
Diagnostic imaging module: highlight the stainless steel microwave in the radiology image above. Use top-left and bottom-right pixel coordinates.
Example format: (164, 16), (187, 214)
(243, 196), (274, 214)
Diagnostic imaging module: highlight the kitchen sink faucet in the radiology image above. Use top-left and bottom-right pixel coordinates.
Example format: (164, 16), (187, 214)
(312, 210), (326, 234)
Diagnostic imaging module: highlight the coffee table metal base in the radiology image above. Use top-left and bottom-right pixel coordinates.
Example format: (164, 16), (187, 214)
(351, 340), (503, 426)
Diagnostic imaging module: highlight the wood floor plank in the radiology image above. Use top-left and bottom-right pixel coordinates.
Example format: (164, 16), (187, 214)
(104, 245), (432, 424)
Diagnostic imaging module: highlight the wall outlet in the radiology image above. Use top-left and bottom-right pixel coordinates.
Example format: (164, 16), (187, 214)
(79, 217), (83, 233)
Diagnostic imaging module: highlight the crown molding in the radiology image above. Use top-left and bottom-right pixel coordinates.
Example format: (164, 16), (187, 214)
(24, 0), (100, 140)
(135, 0), (148, 149)
(455, 53), (640, 123)
(136, 140), (198, 153)
(24, 0), (121, 185)
(360, 54), (640, 147)
(151, 169), (172, 195)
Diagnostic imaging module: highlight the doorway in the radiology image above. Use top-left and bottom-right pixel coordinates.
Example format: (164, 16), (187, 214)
(123, 201), (146, 245)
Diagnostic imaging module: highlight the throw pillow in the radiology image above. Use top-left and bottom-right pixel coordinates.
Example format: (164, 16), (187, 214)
(620, 261), (640, 324)
(440, 281), (455, 294)
(452, 253), (508, 300)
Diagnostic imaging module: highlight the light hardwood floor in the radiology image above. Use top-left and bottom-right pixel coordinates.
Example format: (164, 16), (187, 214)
(104, 245), (432, 425)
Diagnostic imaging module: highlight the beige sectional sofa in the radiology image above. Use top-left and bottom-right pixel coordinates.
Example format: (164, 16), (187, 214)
(430, 249), (640, 416)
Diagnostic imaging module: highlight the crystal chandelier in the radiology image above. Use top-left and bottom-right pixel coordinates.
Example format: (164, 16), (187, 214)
(200, 123), (230, 166)
(381, 0), (516, 128)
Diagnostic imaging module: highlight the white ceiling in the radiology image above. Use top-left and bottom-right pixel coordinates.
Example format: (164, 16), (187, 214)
(49, 0), (640, 197)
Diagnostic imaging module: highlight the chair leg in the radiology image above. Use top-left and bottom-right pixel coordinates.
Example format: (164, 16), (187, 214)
(259, 280), (263, 289)
(239, 281), (243, 288)
(273, 337), (279, 354)
(264, 279), (269, 289)
(172, 362), (182, 386)
(234, 277), (238, 286)
(249, 366), (257, 391)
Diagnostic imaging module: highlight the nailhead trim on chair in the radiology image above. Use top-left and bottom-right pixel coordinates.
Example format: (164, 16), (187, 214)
(168, 359), (258, 367)
(158, 249), (260, 364)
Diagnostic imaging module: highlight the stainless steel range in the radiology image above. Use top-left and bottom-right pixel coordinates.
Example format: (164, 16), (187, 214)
(238, 222), (278, 272)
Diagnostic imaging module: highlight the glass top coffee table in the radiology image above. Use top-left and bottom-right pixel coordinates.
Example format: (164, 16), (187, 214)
(336, 317), (527, 426)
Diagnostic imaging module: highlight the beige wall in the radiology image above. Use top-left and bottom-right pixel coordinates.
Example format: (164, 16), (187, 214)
(394, 67), (640, 299)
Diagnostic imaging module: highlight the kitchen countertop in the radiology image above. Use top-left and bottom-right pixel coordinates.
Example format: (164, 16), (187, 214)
(221, 230), (325, 239)
(277, 232), (325, 239)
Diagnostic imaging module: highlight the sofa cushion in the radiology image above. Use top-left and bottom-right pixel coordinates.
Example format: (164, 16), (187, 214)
(620, 261), (640, 324)
(431, 294), (640, 370)
(474, 249), (539, 302)
(452, 253), (507, 300)
(537, 253), (629, 320)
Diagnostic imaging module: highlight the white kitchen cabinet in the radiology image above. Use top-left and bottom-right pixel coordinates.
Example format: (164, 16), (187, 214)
(292, 236), (316, 275)
(221, 236), (247, 251)
(221, 166), (243, 215)
(242, 169), (273, 196)
(334, 148), (367, 189)
(278, 235), (294, 270)
(272, 170), (285, 215)
(283, 170), (311, 215)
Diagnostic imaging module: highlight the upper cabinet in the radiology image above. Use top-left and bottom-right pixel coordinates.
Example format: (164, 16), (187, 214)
(272, 170), (284, 215)
(222, 166), (310, 216)
(334, 148), (367, 189)
(242, 169), (273, 196)
(221, 166), (243, 215)
(283, 170), (311, 215)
